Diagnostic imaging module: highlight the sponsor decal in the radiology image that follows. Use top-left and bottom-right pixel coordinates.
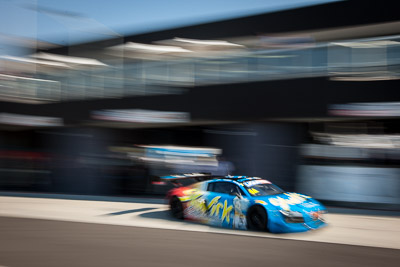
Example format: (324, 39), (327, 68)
(247, 188), (259, 195)
(233, 196), (248, 230)
(255, 200), (268, 205)
(269, 197), (290, 211)
(179, 189), (203, 202)
(207, 196), (234, 224)
(302, 202), (318, 208)
(243, 180), (271, 187)
(269, 193), (310, 210)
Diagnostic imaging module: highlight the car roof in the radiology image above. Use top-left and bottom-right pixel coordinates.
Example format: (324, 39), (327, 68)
(210, 176), (264, 183)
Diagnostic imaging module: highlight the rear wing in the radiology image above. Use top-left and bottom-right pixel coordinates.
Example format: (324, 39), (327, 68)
(160, 172), (213, 187)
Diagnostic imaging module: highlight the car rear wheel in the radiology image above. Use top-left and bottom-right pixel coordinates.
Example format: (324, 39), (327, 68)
(247, 206), (268, 231)
(170, 196), (184, 220)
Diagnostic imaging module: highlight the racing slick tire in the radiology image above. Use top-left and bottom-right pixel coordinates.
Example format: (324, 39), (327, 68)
(170, 196), (184, 220)
(247, 206), (268, 231)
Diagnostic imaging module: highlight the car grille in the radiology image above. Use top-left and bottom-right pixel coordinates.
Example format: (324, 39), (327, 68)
(285, 216), (305, 223)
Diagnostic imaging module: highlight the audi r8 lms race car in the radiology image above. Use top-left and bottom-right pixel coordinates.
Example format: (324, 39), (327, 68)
(162, 173), (327, 233)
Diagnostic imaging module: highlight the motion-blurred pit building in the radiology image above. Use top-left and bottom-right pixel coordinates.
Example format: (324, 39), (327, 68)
(0, 1), (399, 209)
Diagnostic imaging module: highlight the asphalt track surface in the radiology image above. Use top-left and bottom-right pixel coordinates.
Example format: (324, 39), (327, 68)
(0, 217), (399, 267)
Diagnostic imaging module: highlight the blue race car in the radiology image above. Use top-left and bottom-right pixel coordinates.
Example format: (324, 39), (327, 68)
(163, 174), (327, 233)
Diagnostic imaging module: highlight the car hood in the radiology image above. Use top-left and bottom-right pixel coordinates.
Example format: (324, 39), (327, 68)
(256, 192), (325, 213)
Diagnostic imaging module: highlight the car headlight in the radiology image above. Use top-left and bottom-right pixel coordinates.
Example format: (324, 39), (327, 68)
(279, 210), (304, 223)
(309, 210), (326, 222)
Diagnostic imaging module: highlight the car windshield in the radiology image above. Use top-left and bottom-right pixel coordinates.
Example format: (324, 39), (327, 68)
(243, 180), (284, 196)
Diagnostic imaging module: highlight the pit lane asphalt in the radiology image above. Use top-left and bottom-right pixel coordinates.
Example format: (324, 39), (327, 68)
(0, 216), (399, 267)
(1, 194), (400, 250)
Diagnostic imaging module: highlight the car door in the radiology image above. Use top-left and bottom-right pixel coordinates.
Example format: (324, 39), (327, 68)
(204, 181), (244, 229)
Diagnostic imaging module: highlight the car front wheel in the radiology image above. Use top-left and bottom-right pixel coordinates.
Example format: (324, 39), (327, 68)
(247, 206), (268, 231)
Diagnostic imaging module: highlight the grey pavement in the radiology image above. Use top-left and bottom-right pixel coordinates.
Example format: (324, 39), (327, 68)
(1, 217), (399, 267)
(0, 193), (399, 250)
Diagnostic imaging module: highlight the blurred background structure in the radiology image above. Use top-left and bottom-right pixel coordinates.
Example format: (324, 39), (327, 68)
(0, 0), (399, 210)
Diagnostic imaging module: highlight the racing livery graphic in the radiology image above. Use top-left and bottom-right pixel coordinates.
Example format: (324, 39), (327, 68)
(163, 173), (327, 233)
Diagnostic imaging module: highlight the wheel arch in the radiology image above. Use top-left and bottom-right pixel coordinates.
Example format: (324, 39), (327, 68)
(247, 204), (269, 217)
(170, 195), (185, 220)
